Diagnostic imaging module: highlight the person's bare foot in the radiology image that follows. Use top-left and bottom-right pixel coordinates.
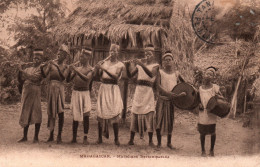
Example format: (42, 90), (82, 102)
(83, 136), (89, 145)
(128, 140), (134, 145)
(33, 138), (39, 143)
(149, 142), (155, 147)
(201, 151), (206, 157)
(209, 150), (214, 157)
(115, 140), (120, 146)
(70, 139), (77, 144)
(96, 138), (102, 144)
(17, 137), (27, 143)
(167, 143), (176, 150)
(56, 135), (62, 144)
(46, 136), (54, 142)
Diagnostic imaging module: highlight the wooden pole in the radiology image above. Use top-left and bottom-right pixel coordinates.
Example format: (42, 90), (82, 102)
(243, 79), (248, 114)
(229, 57), (249, 118)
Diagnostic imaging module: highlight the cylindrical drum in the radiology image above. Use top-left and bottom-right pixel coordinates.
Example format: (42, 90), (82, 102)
(172, 82), (200, 110)
(206, 96), (230, 118)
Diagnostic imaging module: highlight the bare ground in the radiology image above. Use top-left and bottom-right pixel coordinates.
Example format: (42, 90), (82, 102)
(0, 102), (260, 167)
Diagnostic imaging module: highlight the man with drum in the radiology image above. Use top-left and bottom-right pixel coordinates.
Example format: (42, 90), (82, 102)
(197, 66), (223, 157)
(66, 48), (94, 144)
(126, 44), (159, 146)
(41, 44), (70, 144)
(155, 51), (186, 149)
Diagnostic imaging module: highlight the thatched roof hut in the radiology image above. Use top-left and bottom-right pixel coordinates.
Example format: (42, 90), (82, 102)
(54, 0), (174, 120)
(55, 0), (174, 65)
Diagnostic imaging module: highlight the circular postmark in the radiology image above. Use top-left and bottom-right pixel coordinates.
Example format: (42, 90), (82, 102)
(192, 0), (259, 44)
(192, 0), (217, 44)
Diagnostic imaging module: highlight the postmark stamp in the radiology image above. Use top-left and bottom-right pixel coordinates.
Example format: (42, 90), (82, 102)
(192, 0), (216, 44)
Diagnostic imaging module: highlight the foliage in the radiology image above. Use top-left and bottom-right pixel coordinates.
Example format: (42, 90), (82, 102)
(215, 5), (260, 42)
(0, 0), (67, 104)
(6, 0), (66, 61)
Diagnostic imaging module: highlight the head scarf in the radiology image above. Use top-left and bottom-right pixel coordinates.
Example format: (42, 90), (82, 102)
(205, 66), (217, 76)
(162, 51), (173, 60)
(110, 43), (120, 51)
(144, 44), (155, 52)
(81, 48), (92, 56)
(59, 44), (70, 54)
(33, 48), (43, 55)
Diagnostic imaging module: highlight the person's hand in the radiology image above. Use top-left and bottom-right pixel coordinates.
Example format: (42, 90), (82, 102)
(170, 92), (178, 99)
(50, 60), (58, 67)
(133, 59), (142, 65)
(69, 65), (75, 71)
(199, 103), (204, 111)
(178, 92), (187, 97)
(95, 61), (104, 69)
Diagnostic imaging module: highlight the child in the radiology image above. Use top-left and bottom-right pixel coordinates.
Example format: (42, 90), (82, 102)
(198, 66), (222, 156)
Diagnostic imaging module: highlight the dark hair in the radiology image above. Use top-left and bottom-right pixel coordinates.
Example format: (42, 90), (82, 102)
(34, 48), (43, 52)
(84, 48), (92, 52)
(206, 66), (217, 71)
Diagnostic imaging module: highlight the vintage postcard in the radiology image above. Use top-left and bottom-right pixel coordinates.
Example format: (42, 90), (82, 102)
(0, 0), (259, 166)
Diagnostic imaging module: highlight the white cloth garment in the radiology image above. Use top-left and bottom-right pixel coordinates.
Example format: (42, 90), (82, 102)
(132, 63), (158, 115)
(96, 61), (124, 119)
(198, 84), (219, 124)
(160, 69), (178, 91)
(71, 90), (91, 121)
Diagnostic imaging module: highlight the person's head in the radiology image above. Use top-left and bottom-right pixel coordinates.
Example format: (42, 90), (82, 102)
(203, 66), (217, 83)
(80, 48), (92, 65)
(162, 51), (174, 69)
(109, 44), (120, 61)
(144, 44), (155, 63)
(57, 44), (69, 63)
(33, 48), (43, 66)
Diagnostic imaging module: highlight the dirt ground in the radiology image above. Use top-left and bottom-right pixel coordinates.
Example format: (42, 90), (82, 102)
(0, 102), (260, 167)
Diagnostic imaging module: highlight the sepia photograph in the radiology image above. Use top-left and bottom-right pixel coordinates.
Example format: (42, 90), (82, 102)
(0, 0), (259, 166)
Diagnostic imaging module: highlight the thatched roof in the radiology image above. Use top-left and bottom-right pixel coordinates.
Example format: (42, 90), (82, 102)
(54, 0), (173, 46)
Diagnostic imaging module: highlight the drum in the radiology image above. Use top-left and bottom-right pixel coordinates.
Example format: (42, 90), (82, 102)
(206, 96), (230, 118)
(172, 82), (200, 110)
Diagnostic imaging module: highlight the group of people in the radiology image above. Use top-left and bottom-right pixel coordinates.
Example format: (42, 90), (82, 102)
(17, 43), (222, 157)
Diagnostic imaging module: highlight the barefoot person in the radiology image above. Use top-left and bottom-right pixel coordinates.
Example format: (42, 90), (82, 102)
(41, 44), (69, 144)
(18, 49), (44, 143)
(66, 49), (94, 144)
(198, 66), (223, 157)
(95, 44), (125, 145)
(155, 51), (186, 149)
(127, 44), (159, 146)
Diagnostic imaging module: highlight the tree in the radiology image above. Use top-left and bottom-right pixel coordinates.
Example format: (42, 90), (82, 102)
(7, 1), (66, 60)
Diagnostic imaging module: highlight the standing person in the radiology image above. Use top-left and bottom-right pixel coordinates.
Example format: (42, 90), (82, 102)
(18, 49), (44, 143)
(155, 51), (186, 149)
(127, 44), (159, 146)
(95, 44), (125, 146)
(198, 66), (223, 157)
(41, 44), (70, 144)
(66, 49), (93, 144)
